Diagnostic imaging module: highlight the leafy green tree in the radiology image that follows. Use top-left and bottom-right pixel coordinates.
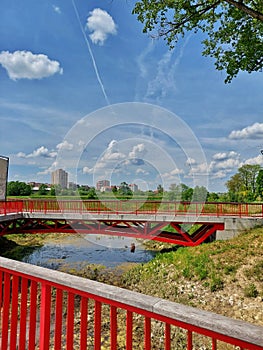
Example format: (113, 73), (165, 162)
(118, 182), (133, 197)
(7, 181), (32, 196)
(133, 0), (263, 82)
(192, 186), (207, 202)
(86, 187), (98, 199)
(157, 184), (164, 193)
(38, 184), (48, 195)
(207, 192), (219, 202)
(226, 164), (261, 201)
(256, 169), (263, 199)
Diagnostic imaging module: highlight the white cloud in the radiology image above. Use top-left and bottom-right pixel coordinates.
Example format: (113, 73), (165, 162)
(244, 154), (263, 166)
(129, 143), (146, 158)
(212, 151), (239, 161)
(229, 122), (263, 140)
(186, 157), (196, 165)
(86, 8), (117, 45)
(0, 51), (63, 80)
(52, 5), (61, 14)
(56, 140), (74, 151)
(83, 166), (93, 174)
(16, 146), (57, 159)
(162, 167), (184, 180)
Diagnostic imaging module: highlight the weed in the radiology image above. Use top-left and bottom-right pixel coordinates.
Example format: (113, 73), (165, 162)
(244, 283), (259, 298)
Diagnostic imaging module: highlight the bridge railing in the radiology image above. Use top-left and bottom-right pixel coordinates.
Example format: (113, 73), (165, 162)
(0, 200), (23, 215)
(0, 256), (262, 350)
(1, 199), (263, 217)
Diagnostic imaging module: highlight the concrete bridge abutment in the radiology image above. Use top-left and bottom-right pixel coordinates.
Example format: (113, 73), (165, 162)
(216, 218), (263, 240)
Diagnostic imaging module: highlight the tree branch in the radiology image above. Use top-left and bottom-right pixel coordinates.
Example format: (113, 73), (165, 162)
(224, 0), (263, 21)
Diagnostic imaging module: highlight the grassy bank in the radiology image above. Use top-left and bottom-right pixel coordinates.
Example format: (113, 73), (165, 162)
(122, 226), (263, 326)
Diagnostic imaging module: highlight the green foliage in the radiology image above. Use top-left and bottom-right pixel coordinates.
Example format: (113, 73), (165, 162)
(132, 0), (263, 82)
(7, 181), (32, 196)
(244, 283), (259, 298)
(226, 164), (261, 201)
(38, 184), (48, 195)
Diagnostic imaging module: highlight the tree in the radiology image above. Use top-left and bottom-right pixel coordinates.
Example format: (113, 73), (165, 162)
(118, 182), (133, 197)
(38, 184), (48, 195)
(256, 169), (263, 199)
(157, 184), (164, 193)
(192, 186), (207, 201)
(133, 0), (263, 83)
(226, 164), (261, 201)
(7, 181), (32, 196)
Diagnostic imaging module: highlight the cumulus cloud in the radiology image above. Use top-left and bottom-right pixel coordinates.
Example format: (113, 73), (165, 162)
(244, 154), (263, 166)
(229, 122), (263, 140)
(16, 146), (57, 159)
(129, 143), (146, 158)
(212, 151), (239, 161)
(56, 140), (74, 151)
(83, 166), (93, 174)
(0, 50), (63, 80)
(162, 168), (184, 180)
(86, 8), (117, 45)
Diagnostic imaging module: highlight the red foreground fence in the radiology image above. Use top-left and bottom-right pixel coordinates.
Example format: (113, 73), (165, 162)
(0, 257), (262, 350)
(1, 199), (263, 217)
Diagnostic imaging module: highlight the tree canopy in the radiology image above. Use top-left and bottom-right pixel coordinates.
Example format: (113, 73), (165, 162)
(132, 0), (263, 82)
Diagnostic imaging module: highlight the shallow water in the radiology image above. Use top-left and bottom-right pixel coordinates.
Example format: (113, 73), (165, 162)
(24, 234), (155, 271)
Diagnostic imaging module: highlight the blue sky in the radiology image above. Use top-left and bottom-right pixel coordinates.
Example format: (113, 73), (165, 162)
(0, 0), (262, 192)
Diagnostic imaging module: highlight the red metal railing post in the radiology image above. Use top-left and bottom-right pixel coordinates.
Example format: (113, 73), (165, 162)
(145, 316), (151, 350)
(126, 310), (133, 350)
(187, 330), (193, 350)
(10, 275), (19, 350)
(28, 280), (38, 350)
(19, 278), (29, 350)
(54, 288), (63, 350)
(66, 292), (75, 349)
(165, 323), (171, 350)
(94, 300), (102, 350)
(110, 305), (117, 350)
(212, 338), (217, 350)
(80, 297), (88, 350)
(39, 282), (52, 350)
(1, 272), (11, 350)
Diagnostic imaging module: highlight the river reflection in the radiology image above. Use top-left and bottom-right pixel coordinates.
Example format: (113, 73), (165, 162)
(24, 234), (155, 270)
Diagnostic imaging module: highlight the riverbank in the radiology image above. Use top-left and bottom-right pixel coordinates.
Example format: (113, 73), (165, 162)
(2, 228), (263, 327)
(121, 226), (263, 326)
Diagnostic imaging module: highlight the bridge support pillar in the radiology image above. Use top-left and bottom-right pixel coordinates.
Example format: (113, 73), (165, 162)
(216, 218), (263, 240)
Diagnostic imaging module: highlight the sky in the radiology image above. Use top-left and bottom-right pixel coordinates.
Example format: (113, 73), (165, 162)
(0, 0), (262, 193)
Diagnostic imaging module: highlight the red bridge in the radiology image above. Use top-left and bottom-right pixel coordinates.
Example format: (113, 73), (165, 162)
(1, 199), (263, 246)
(0, 199), (263, 349)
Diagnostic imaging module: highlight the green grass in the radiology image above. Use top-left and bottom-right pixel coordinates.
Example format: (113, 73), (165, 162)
(123, 226), (263, 297)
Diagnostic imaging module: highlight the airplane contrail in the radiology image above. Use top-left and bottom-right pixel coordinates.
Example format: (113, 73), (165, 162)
(71, 0), (111, 106)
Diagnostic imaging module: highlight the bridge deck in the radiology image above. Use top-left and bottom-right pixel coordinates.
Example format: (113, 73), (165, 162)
(1, 199), (263, 245)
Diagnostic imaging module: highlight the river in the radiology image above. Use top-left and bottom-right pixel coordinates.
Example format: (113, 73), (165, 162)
(23, 234), (156, 273)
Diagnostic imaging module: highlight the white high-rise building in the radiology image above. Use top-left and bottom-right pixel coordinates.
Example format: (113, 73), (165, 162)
(51, 169), (68, 189)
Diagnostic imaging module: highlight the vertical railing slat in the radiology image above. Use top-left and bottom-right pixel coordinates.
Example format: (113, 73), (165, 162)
(28, 280), (38, 350)
(110, 305), (117, 350)
(19, 277), (29, 350)
(144, 316), (151, 350)
(94, 300), (101, 350)
(80, 296), (88, 350)
(39, 283), (52, 350)
(1, 272), (11, 350)
(165, 323), (171, 350)
(126, 310), (133, 350)
(66, 292), (75, 350)
(187, 330), (193, 350)
(10, 275), (19, 350)
(212, 337), (217, 350)
(54, 288), (63, 350)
